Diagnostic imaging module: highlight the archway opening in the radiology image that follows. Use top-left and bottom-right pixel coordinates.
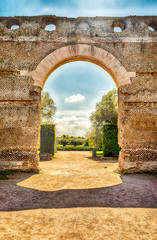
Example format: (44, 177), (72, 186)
(40, 60), (118, 160)
(29, 44), (135, 170)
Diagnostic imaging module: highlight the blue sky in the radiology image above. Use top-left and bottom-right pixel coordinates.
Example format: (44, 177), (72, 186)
(44, 62), (115, 136)
(1, 0), (156, 136)
(0, 0), (157, 17)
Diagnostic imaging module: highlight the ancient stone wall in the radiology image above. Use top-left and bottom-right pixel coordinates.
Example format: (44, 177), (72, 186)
(0, 15), (157, 172)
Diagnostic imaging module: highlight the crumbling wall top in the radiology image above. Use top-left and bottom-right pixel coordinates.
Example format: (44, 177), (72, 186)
(0, 15), (157, 41)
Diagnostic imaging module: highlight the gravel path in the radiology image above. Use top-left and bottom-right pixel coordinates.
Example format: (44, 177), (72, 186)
(0, 151), (157, 240)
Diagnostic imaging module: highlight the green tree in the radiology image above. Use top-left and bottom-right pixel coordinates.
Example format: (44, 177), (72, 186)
(41, 91), (56, 122)
(57, 136), (86, 146)
(61, 134), (70, 139)
(87, 89), (118, 148)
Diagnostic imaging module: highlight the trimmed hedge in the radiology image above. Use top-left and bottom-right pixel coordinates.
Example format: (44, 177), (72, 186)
(40, 123), (56, 156)
(57, 145), (92, 151)
(102, 124), (120, 157)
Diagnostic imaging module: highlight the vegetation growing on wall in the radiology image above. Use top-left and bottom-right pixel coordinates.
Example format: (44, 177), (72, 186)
(40, 123), (56, 156)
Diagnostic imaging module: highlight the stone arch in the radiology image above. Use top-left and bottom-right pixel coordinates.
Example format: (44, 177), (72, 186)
(22, 44), (136, 89)
(1, 15), (157, 174)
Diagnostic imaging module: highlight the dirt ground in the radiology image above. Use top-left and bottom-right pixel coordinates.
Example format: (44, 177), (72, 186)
(0, 151), (157, 240)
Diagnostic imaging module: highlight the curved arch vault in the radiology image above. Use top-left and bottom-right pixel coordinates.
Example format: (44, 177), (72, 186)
(0, 15), (157, 173)
(24, 44), (135, 89)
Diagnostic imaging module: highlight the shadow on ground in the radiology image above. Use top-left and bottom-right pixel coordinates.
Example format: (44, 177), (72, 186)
(0, 171), (157, 211)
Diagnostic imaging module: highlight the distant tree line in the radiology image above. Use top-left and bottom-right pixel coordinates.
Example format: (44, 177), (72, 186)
(57, 135), (89, 147)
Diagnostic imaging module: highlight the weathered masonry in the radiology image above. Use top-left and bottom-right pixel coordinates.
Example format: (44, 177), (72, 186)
(0, 15), (157, 173)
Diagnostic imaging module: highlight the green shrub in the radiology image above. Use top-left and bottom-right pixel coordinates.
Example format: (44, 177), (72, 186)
(57, 136), (87, 146)
(57, 144), (92, 151)
(102, 124), (120, 157)
(84, 141), (89, 146)
(62, 140), (67, 146)
(40, 123), (56, 156)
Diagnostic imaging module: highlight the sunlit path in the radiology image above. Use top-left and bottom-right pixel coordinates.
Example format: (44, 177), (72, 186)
(18, 151), (121, 191)
(0, 151), (157, 239)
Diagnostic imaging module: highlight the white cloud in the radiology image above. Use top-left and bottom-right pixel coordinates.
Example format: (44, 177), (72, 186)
(40, 8), (54, 14)
(79, 106), (88, 109)
(55, 109), (94, 117)
(54, 116), (91, 137)
(65, 94), (85, 103)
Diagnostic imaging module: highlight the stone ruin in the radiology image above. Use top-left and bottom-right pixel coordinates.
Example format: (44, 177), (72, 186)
(0, 15), (157, 172)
